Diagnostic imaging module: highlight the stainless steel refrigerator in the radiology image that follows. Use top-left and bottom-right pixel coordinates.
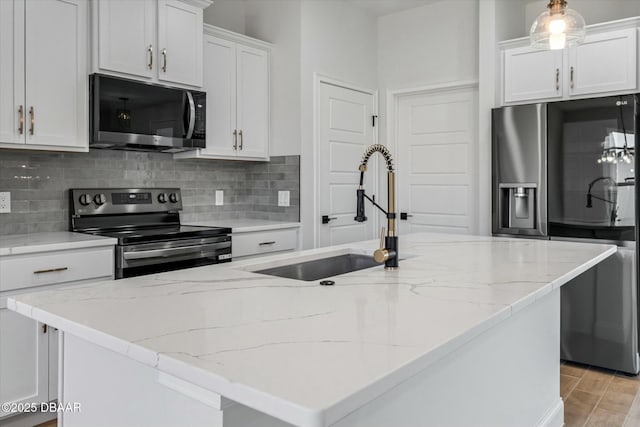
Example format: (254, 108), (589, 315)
(492, 94), (639, 374)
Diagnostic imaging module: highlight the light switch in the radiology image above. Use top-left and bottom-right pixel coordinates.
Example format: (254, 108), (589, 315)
(215, 190), (224, 206)
(278, 191), (290, 207)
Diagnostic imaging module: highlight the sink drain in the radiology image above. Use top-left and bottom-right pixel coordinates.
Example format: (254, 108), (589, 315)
(319, 280), (335, 286)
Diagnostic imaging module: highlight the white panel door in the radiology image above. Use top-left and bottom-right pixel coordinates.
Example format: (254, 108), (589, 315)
(0, 0), (25, 145)
(568, 28), (637, 96)
(318, 83), (376, 247)
(0, 309), (48, 417)
(97, 0), (154, 79)
(25, 0), (87, 148)
(236, 44), (269, 159)
(157, 0), (203, 87)
(201, 35), (237, 157)
(397, 88), (477, 235)
(503, 46), (563, 103)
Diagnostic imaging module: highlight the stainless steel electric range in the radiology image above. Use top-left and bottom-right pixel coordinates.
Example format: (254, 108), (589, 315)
(69, 188), (231, 279)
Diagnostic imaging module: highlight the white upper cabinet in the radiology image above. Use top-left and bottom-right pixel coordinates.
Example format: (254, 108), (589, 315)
(157, 0), (203, 87)
(0, 0), (25, 146)
(97, 0), (155, 80)
(504, 47), (563, 103)
(501, 20), (639, 105)
(176, 27), (271, 161)
(236, 45), (269, 159)
(568, 28), (637, 96)
(94, 0), (207, 88)
(201, 35), (237, 157)
(0, 0), (88, 152)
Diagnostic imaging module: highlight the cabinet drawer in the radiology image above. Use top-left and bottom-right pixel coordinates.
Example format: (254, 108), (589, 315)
(233, 229), (298, 258)
(0, 247), (114, 292)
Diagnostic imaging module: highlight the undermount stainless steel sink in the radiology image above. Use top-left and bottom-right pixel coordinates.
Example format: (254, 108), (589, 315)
(255, 253), (382, 281)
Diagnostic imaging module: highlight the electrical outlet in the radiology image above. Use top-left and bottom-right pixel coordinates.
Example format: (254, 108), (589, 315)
(0, 192), (10, 213)
(215, 190), (224, 206)
(278, 191), (290, 207)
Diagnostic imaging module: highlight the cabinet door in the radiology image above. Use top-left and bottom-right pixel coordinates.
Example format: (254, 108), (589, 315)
(0, 0), (25, 145)
(236, 45), (269, 159)
(201, 35), (237, 157)
(157, 0), (203, 87)
(503, 46), (563, 103)
(568, 28), (637, 97)
(97, 0), (154, 79)
(24, 0), (88, 149)
(0, 309), (48, 417)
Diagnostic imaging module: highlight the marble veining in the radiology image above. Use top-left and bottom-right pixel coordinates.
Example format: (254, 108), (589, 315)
(8, 232), (616, 426)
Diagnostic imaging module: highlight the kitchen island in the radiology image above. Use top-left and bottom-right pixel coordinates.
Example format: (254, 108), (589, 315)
(8, 233), (615, 427)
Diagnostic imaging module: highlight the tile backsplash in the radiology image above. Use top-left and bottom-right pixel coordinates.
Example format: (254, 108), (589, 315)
(0, 149), (299, 235)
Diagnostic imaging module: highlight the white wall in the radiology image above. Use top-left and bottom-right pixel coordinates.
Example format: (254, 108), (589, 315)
(245, 0), (302, 157)
(203, 0), (246, 34)
(299, 0), (378, 248)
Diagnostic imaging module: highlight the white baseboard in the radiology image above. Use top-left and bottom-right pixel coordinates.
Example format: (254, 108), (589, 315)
(537, 399), (564, 427)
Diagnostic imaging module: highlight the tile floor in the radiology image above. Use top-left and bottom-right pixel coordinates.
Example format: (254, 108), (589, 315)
(562, 361), (640, 427)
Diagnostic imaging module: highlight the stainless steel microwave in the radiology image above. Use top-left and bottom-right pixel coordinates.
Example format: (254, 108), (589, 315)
(89, 74), (206, 153)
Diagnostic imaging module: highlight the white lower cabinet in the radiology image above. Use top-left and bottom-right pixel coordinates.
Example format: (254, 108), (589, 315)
(0, 245), (114, 419)
(233, 229), (299, 259)
(0, 308), (48, 416)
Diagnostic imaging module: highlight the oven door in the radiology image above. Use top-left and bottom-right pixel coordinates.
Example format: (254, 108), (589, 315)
(116, 235), (231, 279)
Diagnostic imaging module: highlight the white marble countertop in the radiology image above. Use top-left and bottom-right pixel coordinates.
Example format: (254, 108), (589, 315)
(184, 219), (300, 233)
(8, 233), (615, 426)
(0, 232), (117, 256)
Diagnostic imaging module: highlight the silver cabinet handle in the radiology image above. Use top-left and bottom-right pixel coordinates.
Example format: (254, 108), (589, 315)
(18, 105), (24, 134)
(34, 267), (68, 274)
(570, 66), (574, 89)
(555, 68), (559, 91)
(162, 48), (167, 73)
(148, 45), (153, 70)
(233, 129), (238, 150)
(259, 241), (276, 246)
(239, 130), (243, 150)
(29, 106), (34, 135)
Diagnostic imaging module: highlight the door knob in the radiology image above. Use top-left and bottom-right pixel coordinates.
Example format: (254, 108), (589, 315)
(400, 212), (413, 220)
(322, 215), (337, 224)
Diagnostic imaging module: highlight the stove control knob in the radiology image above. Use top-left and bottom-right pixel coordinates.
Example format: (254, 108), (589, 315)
(169, 193), (179, 203)
(79, 194), (92, 206)
(94, 194), (107, 206)
(158, 193), (168, 203)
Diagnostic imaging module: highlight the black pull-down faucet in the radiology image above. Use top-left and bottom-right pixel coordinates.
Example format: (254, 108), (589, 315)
(354, 144), (399, 270)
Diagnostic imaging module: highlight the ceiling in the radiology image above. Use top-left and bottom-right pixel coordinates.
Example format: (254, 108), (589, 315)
(344, 0), (439, 17)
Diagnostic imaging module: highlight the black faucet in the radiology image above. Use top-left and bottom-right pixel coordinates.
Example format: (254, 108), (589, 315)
(354, 144), (398, 271)
(586, 176), (618, 226)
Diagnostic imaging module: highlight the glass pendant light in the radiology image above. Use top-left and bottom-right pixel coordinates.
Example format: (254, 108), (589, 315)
(530, 0), (586, 50)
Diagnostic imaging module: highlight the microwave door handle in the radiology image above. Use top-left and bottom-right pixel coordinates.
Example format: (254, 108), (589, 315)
(186, 92), (196, 139)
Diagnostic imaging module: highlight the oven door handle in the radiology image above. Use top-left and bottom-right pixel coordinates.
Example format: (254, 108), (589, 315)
(123, 243), (225, 260)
